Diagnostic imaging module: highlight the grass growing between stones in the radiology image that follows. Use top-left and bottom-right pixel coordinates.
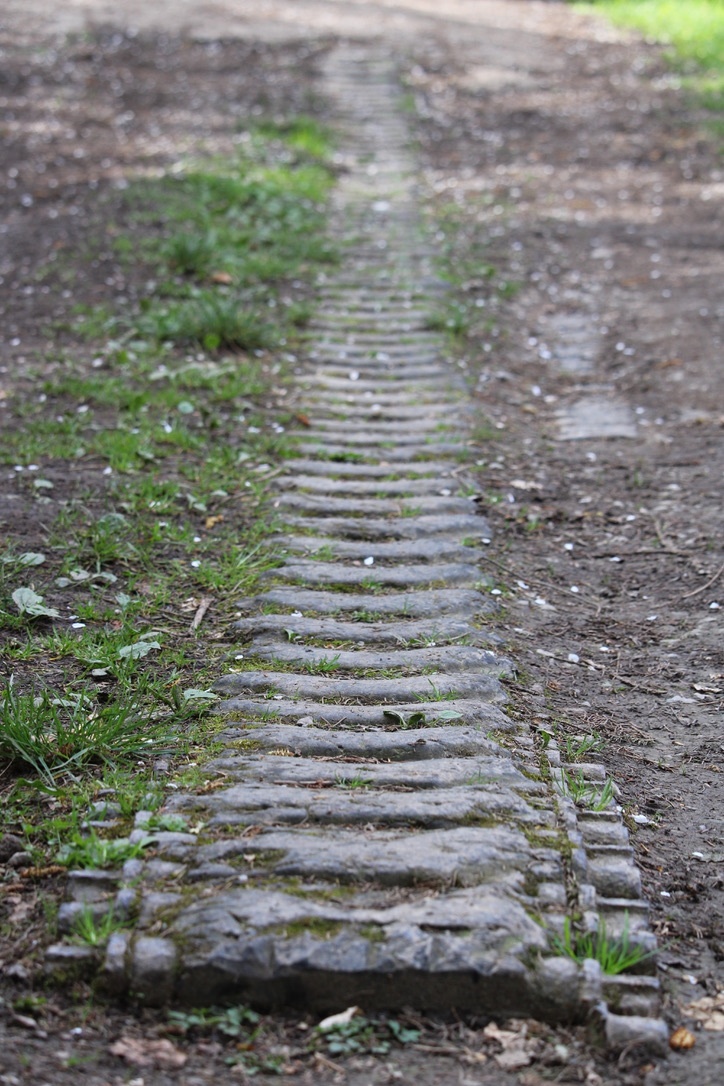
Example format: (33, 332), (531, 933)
(0, 118), (336, 908)
(550, 915), (654, 975)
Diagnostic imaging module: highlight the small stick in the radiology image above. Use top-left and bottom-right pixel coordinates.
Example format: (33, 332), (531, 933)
(189, 596), (212, 632)
(682, 561), (724, 599)
(313, 1052), (346, 1074)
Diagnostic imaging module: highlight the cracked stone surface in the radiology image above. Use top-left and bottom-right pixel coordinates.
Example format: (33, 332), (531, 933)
(57, 41), (659, 1022)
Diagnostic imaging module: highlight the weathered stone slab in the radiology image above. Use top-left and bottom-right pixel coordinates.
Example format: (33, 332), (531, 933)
(213, 668), (506, 704)
(291, 441), (467, 461)
(280, 458), (458, 477)
(245, 640), (506, 674)
(201, 752), (538, 790)
(234, 613), (486, 645)
(168, 782), (544, 828)
(214, 697), (512, 730)
(155, 886), (575, 1013)
(276, 475), (460, 495)
(193, 824), (552, 887)
(214, 722), (513, 757)
(557, 396), (637, 440)
(274, 535), (483, 563)
(268, 559), (480, 587)
(277, 513), (489, 540)
(249, 586), (484, 616)
(274, 493), (475, 515)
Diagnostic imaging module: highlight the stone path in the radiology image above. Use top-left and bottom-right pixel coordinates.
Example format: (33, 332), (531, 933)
(52, 44), (663, 1034)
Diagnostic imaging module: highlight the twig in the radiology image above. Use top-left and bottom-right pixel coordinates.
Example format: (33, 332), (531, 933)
(682, 561), (724, 599)
(189, 596), (212, 632)
(312, 1052), (346, 1074)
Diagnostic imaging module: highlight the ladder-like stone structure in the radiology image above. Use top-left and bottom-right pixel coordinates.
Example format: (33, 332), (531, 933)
(51, 46), (662, 1032)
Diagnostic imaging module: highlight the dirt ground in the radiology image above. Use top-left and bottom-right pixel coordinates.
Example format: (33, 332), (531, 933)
(0, 1), (722, 1084)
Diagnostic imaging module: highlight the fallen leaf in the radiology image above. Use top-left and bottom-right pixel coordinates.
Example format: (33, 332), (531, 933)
(318, 1006), (361, 1032)
(7, 896), (36, 925)
(109, 1035), (187, 1069)
(509, 479), (542, 491)
(196, 778), (227, 794)
(205, 514), (224, 529)
(12, 587), (59, 618)
(669, 1026), (696, 1049)
(118, 639), (161, 660)
(683, 992), (724, 1031)
(295, 412), (311, 427)
(494, 1048), (532, 1069)
(210, 271), (233, 284)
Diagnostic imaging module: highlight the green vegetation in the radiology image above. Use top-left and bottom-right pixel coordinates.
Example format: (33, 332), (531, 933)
(314, 1013), (421, 1057)
(578, 1), (724, 124)
(550, 914), (654, 974)
(555, 767), (615, 810)
(71, 905), (130, 947)
(0, 118), (335, 887)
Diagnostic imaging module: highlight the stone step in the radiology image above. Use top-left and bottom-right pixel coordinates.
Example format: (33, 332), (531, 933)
(307, 403), (462, 422)
(213, 668), (507, 704)
(290, 442), (468, 461)
(233, 612), (487, 645)
(277, 513), (489, 540)
(198, 751), (540, 793)
(212, 722), (514, 758)
(272, 535), (482, 563)
(275, 475), (460, 496)
(279, 458), (458, 477)
(171, 782), (542, 830)
(243, 641), (505, 675)
(267, 559), (480, 588)
(214, 697), (510, 730)
(274, 493), (475, 516)
(248, 586), (485, 616)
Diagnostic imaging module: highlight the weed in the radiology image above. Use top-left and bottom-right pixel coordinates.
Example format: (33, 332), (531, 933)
(0, 684), (173, 786)
(555, 767), (615, 811)
(382, 709), (428, 728)
(71, 905), (128, 947)
(349, 610), (382, 622)
(314, 1013), (420, 1057)
(168, 1004), (260, 1039)
(335, 774), (372, 789)
(563, 733), (605, 762)
(303, 653), (341, 674)
(56, 830), (155, 869)
(550, 914), (654, 974)
(416, 679), (457, 703)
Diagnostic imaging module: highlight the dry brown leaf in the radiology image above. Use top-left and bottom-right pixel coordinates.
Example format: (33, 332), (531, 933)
(210, 271), (233, 284)
(295, 412), (311, 427)
(669, 1026), (696, 1050)
(509, 479), (542, 491)
(7, 896), (36, 925)
(494, 1048), (533, 1070)
(684, 992), (724, 1032)
(109, 1035), (187, 1069)
(205, 514), (224, 529)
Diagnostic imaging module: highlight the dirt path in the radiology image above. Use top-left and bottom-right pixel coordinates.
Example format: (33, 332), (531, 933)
(1, 1), (722, 1084)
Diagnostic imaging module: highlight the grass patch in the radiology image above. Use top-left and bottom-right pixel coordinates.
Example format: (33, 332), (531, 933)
(577, 1), (724, 123)
(0, 116), (335, 890)
(550, 914), (654, 974)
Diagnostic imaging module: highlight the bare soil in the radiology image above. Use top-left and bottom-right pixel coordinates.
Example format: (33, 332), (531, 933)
(0, 2), (722, 1084)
